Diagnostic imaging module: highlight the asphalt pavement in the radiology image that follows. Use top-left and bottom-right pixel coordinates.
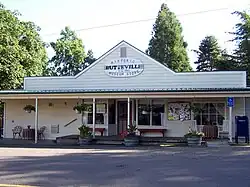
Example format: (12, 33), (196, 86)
(0, 146), (250, 187)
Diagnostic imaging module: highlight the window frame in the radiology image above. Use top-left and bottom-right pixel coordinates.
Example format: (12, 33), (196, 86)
(137, 99), (165, 126)
(192, 102), (226, 126)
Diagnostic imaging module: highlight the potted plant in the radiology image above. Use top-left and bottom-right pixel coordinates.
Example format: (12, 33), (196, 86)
(124, 121), (139, 147)
(78, 124), (93, 145)
(184, 127), (204, 146)
(23, 105), (35, 113)
(73, 103), (92, 114)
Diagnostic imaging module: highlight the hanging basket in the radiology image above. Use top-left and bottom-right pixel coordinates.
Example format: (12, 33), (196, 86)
(23, 105), (35, 113)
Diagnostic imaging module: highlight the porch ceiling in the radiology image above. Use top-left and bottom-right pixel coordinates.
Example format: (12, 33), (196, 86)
(1, 87), (250, 99)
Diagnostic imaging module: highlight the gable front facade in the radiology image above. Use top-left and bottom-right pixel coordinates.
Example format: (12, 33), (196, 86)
(1, 41), (249, 142)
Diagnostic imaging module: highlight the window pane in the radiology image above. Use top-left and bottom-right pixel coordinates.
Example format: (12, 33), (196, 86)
(210, 114), (217, 125)
(86, 104), (105, 124)
(202, 103), (209, 113)
(209, 103), (217, 114)
(194, 114), (201, 125)
(138, 104), (150, 125)
(87, 113), (93, 124)
(152, 104), (164, 126)
(108, 100), (115, 124)
(96, 113), (104, 124)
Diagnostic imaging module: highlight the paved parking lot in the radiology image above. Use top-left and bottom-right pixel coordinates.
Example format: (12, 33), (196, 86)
(0, 146), (250, 187)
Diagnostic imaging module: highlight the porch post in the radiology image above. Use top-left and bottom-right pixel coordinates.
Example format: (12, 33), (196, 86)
(135, 99), (138, 126)
(229, 106), (233, 143)
(34, 97), (38, 144)
(127, 97), (130, 129)
(92, 98), (96, 138)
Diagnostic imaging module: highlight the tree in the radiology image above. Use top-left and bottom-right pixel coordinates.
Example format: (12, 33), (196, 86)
(193, 35), (222, 71)
(226, 11), (250, 84)
(0, 3), (47, 89)
(146, 3), (192, 72)
(46, 27), (96, 76)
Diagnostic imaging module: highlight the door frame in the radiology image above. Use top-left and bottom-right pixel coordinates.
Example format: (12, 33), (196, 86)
(117, 100), (133, 135)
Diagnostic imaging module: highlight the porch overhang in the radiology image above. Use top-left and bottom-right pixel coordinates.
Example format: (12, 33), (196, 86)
(1, 88), (250, 99)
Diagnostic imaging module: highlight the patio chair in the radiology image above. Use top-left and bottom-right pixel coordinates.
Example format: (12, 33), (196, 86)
(38, 126), (46, 140)
(12, 126), (23, 139)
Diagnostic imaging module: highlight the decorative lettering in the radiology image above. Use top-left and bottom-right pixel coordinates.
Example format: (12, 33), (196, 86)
(104, 58), (144, 78)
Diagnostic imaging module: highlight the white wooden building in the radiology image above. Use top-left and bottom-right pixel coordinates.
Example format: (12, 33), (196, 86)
(0, 40), (249, 143)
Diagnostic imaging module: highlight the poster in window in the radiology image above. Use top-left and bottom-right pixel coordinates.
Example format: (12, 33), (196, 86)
(168, 102), (191, 121)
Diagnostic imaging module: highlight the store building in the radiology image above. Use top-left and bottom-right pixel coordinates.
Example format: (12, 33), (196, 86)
(0, 40), (249, 143)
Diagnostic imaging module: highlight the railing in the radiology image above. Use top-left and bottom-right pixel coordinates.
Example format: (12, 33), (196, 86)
(222, 120), (229, 132)
(190, 120), (198, 131)
(64, 118), (78, 127)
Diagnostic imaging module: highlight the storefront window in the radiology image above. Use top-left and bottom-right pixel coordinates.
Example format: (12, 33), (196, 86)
(86, 103), (105, 124)
(193, 103), (225, 126)
(138, 100), (165, 126)
(152, 104), (165, 126)
(108, 100), (115, 124)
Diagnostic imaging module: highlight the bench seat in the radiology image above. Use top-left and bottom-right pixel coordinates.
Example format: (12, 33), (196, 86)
(138, 128), (167, 137)
(89, 128), (105, 136)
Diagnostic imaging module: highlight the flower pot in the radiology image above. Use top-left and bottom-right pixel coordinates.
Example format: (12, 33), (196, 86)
(124, 134), (139, 147)
(186, 136), (202, 146)
(79, 136), (93, 146)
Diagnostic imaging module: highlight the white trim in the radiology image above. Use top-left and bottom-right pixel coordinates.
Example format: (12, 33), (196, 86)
(127, 97), (130, 129)
(106, 99), (109, 136)
(149, 99), (152, 126)
(3, 102), (6, 138)
(34, 97), (38, 144)
(4, 92), (250, 100)
(131, 99), (134, 123)
(136, 99), (138, 127)
(92, 98), (96, 138)
(115, 99), (118, 135)
(243, 97), (246, 116)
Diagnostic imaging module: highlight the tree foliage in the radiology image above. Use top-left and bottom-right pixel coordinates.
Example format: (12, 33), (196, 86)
(146, 3), (192, 72)
(45, 27), (96, 76)
(223, 11), (250, 83)
(0, 3), (47, 89)
(193, 35), (222, 71)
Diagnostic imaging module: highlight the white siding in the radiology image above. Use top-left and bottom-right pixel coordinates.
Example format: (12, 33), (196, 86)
(24, 42), (246, 90)
(4, 97), (246, 139)
(4, 99), (107, 140)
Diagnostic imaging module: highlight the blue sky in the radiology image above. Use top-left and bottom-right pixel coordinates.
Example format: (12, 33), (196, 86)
(2, 0), (250, 69)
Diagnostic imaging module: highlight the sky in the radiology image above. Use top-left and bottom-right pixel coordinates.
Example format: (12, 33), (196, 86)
(2, 0), (250, 69)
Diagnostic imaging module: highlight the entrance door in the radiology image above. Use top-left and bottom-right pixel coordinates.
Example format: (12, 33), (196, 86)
(117, 101), (132, 135)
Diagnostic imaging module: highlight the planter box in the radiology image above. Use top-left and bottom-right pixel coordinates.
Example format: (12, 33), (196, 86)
(79, 136), (93, 146)
(124, 135), (139, 147)
(186, 136), (202, 146)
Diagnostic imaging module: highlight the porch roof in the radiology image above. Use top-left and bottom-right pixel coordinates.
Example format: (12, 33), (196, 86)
(1, 87), (250, 94)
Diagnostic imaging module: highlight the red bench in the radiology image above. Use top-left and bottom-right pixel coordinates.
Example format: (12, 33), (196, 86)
(138, 129), (167, 137)
(89, 128), (105, 136)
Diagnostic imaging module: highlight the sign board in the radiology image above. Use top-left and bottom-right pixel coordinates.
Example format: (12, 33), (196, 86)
(104, 58), (144, 78)
(227, 97), (234, 107)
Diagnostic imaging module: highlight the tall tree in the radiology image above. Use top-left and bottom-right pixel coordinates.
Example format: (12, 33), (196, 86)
(46, 27), (96, 76)
(0, 3), (47, 89)
(146, 3), (192, 72)
(193, 35), (222, 71)
(225, 11), (250, 83)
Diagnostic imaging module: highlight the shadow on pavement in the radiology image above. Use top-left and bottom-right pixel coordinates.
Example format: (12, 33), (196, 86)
(0, 147), (250, 187)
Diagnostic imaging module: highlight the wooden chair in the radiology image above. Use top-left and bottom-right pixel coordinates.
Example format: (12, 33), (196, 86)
(12, 126), (23, 139)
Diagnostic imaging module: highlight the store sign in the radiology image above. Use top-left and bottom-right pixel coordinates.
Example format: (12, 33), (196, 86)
(104, 58), (144, 77)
